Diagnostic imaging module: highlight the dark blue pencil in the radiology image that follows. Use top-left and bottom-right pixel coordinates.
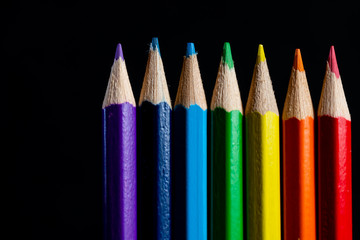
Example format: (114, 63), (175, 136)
(138, 37), (172, 240)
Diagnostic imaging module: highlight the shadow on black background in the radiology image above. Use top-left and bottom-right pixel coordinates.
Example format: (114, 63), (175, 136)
(2, 1), (359, 239)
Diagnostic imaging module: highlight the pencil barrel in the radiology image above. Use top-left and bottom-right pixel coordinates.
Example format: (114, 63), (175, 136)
(211, 108), (243, 240)
(173, 104), (207, 240)
(318, 116), (352, 240)
(103, 103), (137, 240)
(138, 101), (171, 240)
(283, 117), (315, 240)
(245, 111), (280, 240)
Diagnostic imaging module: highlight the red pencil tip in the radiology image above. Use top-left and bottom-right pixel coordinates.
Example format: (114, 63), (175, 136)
(293, 49), (304, 72)
(328, 46), (340, 78)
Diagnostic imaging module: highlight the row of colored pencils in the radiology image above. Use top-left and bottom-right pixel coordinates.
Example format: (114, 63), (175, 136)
(102, 38), (352, 240)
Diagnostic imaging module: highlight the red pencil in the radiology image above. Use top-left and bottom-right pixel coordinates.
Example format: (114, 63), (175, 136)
(318, 46), (352, 240)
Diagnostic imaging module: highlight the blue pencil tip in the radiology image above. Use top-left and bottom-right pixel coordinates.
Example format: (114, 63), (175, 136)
(114, 43), (124, 61)
(186, 43), (196, 57)
(151, 37), (160, 55)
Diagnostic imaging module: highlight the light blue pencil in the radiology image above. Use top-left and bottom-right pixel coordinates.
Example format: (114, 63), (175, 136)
(173, 43), (207, 240)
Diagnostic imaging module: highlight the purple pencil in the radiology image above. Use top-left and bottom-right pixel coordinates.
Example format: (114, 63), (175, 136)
(102, 43), (137, 240)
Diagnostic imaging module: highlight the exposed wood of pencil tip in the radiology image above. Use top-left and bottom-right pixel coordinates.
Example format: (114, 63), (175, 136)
(317, 46), (350, 120)
(210, 42), (243, 112)
(175, 54), (207, 110)
(245, 44), (279, 116)
(282, 49), (314, 120)
(102, 51), (136, 109)
(139, 42), (172, 108)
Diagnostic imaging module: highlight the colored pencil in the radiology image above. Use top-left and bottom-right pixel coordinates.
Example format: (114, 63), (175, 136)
(210, 42), (243, 240)
(245, 44), (280, 240)
(102, 43), (137, 240)
(138, 37), (172, 240)
(173, 43), (207, 240)
(282, 49), (315, 240)
(318, 46), (352, 240)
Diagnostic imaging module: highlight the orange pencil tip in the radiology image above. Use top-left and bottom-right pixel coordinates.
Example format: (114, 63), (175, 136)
(293, 49), (304, 72)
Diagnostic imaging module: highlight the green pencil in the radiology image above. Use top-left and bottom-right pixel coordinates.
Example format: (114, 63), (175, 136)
(210, 42), (244, 240)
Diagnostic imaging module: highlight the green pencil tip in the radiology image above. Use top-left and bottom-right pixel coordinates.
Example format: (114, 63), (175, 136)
(222, 42), (234, 69)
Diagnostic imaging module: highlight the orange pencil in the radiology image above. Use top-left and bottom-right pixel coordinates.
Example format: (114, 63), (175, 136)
(282, 49), (316, 240)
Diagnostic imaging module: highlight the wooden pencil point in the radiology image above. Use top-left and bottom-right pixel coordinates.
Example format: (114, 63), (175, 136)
(318, 46), (350, 120)
(139, 38), (172, 108)
(102, 44), (136, 108)
(175, 43), (207, 110)
(245, 44), (278, 116)
(210, 42), (242, 112)
(283, 49), (313, 120)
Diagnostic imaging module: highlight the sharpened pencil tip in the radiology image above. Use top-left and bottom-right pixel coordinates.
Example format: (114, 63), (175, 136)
(115, 43), (124, 61)
(151, 37), (161, 55)
(256, 44), (266, 64)
(222, 42), (234, 69)
(293, 49), (304, 72)
(328, 46), (340, 78)
(186, 42), (196, 57)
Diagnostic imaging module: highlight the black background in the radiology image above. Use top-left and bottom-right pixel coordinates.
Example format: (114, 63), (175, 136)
(2, 1), (359, 239)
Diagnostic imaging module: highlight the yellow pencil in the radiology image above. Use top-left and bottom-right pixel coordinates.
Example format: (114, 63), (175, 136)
(245, 44), (280, 240)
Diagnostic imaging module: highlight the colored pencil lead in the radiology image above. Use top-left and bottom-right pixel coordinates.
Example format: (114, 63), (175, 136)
(115, 43), (124, 61)
(256, 44), (266, 64)
(222, 42), (234, 69)
(186, 42), (196, 57)
(293, 49), (304, 72)
(151, 37), (161, 55)
(328, 45), (340, 78)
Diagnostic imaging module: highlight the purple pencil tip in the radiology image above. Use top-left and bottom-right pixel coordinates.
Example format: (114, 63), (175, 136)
(115, 43), (124, 61)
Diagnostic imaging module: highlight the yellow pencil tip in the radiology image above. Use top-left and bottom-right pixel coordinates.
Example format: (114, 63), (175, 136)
(256, 44), (266, 64)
